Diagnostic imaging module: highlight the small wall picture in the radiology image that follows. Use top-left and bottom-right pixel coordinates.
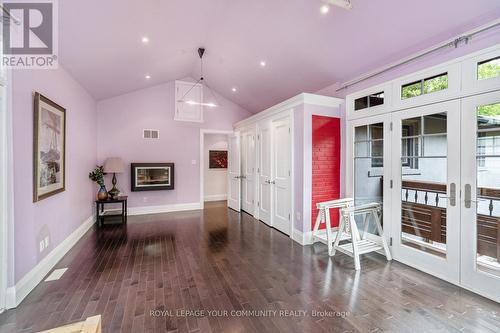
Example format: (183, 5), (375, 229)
(209, 150), (228, 169)
(33, 92), (66, 202)
(131, 163), (174, 191)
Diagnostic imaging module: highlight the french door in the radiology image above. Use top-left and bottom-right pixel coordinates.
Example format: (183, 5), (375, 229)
(391, 100), (461, 283)
(348, 113), (392, 243)
(461, 91), (500, 302)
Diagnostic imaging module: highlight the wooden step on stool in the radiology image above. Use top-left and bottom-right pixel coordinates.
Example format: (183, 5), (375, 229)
(312, 198), (354, 256)
(332, 202), (392, 270)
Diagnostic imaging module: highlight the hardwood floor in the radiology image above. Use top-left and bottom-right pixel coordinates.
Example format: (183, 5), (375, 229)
(1, 201), (499, 333)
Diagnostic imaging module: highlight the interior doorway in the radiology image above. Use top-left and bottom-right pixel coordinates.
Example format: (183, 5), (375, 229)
(200, 130), (233, 210)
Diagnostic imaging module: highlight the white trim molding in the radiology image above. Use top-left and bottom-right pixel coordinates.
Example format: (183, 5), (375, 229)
(6, 215), (94, 309)
(127, 202), (202, 216)
(204, 194), (227, 202)
(234, 93), (343, 129)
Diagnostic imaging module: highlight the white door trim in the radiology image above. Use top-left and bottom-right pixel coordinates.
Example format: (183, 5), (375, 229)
(199, 129), (234, 210)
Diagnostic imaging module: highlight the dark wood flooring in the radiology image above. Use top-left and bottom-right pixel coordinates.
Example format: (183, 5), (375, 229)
(1, 201), (499, 333)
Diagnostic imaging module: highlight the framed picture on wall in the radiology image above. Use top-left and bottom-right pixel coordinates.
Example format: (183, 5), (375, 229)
(209, 150), (228, 169)
(131, 163), (175, 191)
(33, 92), (66, 202)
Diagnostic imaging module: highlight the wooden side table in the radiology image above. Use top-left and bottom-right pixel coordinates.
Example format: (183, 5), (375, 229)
(95, 196), (127, 227)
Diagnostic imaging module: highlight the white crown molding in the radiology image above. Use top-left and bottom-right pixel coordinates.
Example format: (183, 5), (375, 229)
(234, 93), (343, 129)
(6, 215), (94, 309)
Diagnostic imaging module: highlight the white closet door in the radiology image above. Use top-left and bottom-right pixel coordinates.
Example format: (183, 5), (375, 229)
(258, 121), (272, 225)
(227, 133), (241, 211)
(241, 131), (255, 214)
(271, 117), (291, 235)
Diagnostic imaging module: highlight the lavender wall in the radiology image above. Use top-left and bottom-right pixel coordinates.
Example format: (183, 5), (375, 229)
(11, 68), (97, 284)
(96, 80), (250, 208)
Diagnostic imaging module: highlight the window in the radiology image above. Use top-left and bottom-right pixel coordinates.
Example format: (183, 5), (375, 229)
(401, 73), (448, 99)
(477, 103), (500, 168)
(354, 92), (384, 111)
(477, 56), (500, 80)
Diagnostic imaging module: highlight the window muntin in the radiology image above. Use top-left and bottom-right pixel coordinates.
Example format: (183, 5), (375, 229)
(401, 73), (448, 99)
(477, 56), (500, 81)
(354, 92), (384, 111)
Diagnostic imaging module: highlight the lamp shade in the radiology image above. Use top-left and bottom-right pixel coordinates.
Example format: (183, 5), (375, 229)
(103, 157), (124, 173)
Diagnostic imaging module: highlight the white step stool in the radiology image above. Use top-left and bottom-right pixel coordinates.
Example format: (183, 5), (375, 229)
(333, 202), (392, 270)
(312, 198), (354, 256)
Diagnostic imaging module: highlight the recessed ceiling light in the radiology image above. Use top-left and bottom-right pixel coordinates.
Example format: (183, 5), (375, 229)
(145, 75), (151, 79)
(232, 87), (237, 92)
(141, 37), (150, 43)
(320, 5), (330, 14)
(260, 61), (266, 67)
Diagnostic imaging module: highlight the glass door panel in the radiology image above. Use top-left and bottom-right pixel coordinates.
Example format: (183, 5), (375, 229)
(400, 113), (448, 257)
(391, 100), (461, 284)
(461, 92), (500, 302)
(349, 114), (391, 240)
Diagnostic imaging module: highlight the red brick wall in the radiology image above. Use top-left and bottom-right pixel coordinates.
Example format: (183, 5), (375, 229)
(311, 115), (341, 230)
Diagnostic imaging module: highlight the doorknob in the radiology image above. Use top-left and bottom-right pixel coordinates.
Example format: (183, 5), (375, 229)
(270, 180), (276, 184)
(265, 180), (270, 184)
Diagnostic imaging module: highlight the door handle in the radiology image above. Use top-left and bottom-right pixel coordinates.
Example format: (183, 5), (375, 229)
(234, 176), (241, 179)
(439, 183), (456, 207)
(265, 180), (271, 184)
(464, 184), (484, 208)
(270, 180), (276, 184)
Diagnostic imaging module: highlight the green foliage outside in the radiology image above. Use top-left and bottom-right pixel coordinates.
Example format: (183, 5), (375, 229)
(478, 58), (500, 80)
(477, 103), (500, 118)
(401, 74), (448, 99)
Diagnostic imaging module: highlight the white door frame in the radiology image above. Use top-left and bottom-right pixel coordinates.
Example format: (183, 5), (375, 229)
(199, 129), (234, 210)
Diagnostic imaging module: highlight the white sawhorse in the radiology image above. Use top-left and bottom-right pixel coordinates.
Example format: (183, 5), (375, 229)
(332, 202), (392, 270)
(312, 198), (354, 256)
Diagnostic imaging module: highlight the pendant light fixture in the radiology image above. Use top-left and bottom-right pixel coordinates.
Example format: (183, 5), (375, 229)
(178, 47), (219, 108)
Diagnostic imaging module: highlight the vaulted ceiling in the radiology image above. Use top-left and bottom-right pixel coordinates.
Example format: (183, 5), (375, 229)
(59, 0), (500, 112)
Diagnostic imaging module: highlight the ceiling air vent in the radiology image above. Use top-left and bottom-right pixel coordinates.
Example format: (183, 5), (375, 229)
(143, 129), (159, 139)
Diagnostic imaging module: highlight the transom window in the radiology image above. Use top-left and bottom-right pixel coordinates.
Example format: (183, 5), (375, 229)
(354, 92), (384, 111)
(477, 56), (500, 81)
(401, 72), (448, 99)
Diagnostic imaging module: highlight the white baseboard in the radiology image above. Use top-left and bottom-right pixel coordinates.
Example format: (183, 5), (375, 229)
(291, 229), (304, 245)
(291, 229), (315, 246)
(128, 202), (202, 216)
(203, 194), (227, 202)
(6, 215), (94, 309)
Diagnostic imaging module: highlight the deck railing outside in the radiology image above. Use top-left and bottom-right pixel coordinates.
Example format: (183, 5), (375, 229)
(401, 180), (500, 262)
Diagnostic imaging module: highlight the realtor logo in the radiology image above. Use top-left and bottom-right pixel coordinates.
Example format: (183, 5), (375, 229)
(2, 0), (58, 68)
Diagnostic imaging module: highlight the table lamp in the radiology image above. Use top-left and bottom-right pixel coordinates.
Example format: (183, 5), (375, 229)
(104, 157), (124, 198)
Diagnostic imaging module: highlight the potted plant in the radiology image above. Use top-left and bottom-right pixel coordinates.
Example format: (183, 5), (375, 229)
(89, 166), (108, 200)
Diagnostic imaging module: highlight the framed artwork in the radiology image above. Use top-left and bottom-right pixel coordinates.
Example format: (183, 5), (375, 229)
(131, 163), (174, 191)
(33, 92), (66, 202)
(209, 150), (228, 169)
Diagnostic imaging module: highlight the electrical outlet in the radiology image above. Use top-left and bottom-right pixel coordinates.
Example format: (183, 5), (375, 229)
(143, 197), (148, 203)
(191, 159), (197, 165)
